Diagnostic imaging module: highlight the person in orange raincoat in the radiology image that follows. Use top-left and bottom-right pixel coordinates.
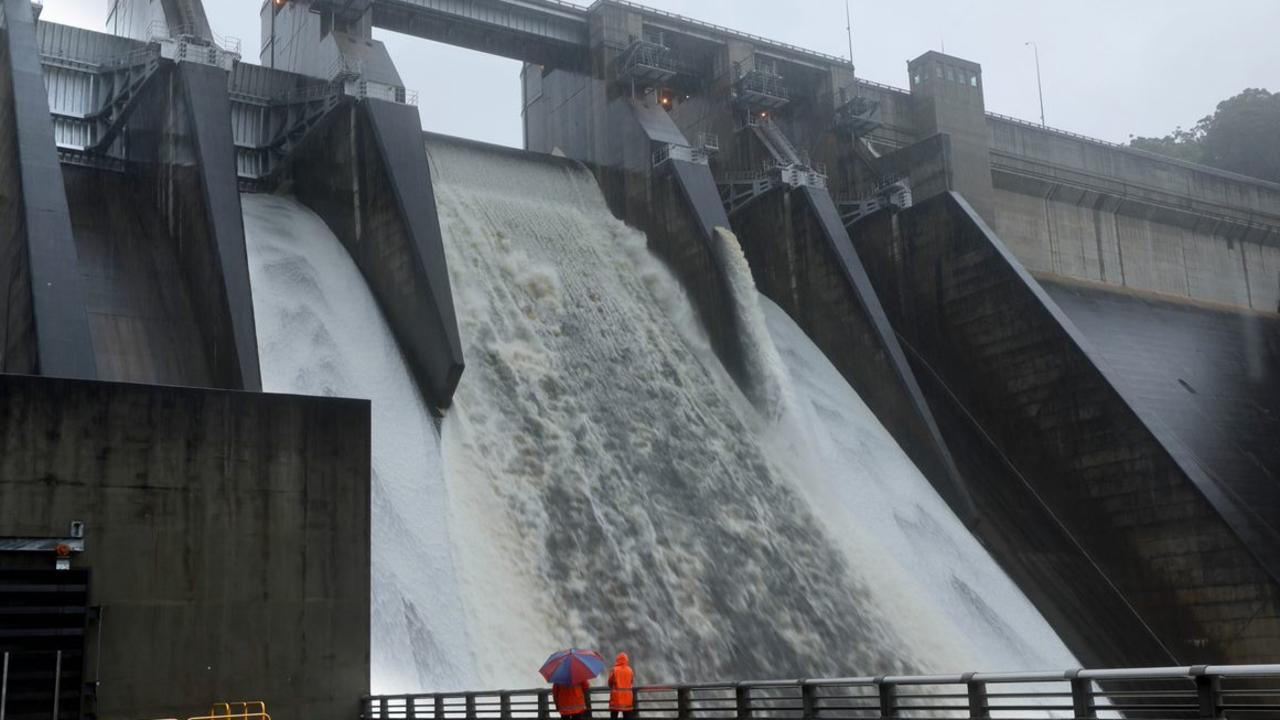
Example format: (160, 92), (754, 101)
(552, 680), (592, 719)
(607, 653), (635, 720)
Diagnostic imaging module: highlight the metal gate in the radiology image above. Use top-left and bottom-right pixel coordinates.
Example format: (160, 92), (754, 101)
(0, 570), (90, 720)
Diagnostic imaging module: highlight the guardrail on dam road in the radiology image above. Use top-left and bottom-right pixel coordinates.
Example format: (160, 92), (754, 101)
(362, 664), (1280, 719)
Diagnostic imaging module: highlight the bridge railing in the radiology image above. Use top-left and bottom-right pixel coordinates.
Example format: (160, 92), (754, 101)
(361, 664), (1280, 720)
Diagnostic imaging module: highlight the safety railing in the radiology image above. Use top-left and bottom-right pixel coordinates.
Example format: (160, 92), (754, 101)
(144, 20), (242, 56)
(361, 664), (1280, 720)
(146, 700), (272, 720)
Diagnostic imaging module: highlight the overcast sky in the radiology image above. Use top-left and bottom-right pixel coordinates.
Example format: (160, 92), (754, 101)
(41, 0), (1279, 147)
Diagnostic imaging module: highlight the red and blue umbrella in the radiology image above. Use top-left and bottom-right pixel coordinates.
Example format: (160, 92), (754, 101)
(540, 649), (606, 685)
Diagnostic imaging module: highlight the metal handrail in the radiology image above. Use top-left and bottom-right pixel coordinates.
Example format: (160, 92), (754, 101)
(589, 0), (851, 69)
(361, 664), (1280, 720)
(500, 0), (872, 70)
(143, 20), (241, 55)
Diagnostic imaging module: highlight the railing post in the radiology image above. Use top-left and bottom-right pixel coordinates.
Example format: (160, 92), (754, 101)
(407, 695), (417, 720)
(800, 682), (816, 720)
(876, 679), (896, 720)
(1192, 666), (1221, 719)
(1066, 670), (1095, 720)
(537, 691), (549, 720)
(51, 651), (62, 720)
(962, 674), (988, 719)
(1, 651), (9, 720)
(676, 687), (691, 720)
(735, 683), (751, 720)
(500, 692), (512, 720)
(465, 693), (477, 720)
(380, 696), (389, 720)
(435, 695), (446, 720)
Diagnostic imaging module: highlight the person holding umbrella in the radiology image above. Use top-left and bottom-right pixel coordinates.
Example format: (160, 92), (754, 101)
(541, 649), (606, 719)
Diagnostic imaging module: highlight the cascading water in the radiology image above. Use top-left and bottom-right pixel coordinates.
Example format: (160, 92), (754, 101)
(243, 136), (1073, 695)
(241, 194), (477, 693)
(426, 137), (1075, 685)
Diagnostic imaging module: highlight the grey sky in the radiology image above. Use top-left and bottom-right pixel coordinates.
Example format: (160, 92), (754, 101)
(41, 0), (1280, 147)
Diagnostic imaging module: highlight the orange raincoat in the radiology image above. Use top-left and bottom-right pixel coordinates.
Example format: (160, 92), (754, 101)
(608, 653), (634, 711)
(553, 681), (591, 717)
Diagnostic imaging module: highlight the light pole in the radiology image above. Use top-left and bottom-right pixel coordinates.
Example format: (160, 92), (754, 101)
(845, 0), (855, 71)
(1025, 41), (1045, 126)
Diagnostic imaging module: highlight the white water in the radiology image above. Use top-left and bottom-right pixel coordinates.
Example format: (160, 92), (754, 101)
(242, 137), (1073, 694)
(241, 194), (477, 693)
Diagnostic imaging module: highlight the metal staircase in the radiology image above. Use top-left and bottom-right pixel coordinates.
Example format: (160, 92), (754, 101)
(753, 118), (803, 166)
(719, 116), (827, 214)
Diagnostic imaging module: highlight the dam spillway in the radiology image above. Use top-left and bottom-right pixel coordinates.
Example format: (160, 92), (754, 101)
(2, 0), (1280, 717)
(250, 135), (1073, 691)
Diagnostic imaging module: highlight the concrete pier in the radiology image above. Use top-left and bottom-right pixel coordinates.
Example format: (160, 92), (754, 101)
(0, 0), (95, 379)
(855, 192), (1280, 664)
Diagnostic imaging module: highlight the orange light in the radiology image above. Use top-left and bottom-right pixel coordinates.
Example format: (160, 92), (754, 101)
(55, 544), (72, 558)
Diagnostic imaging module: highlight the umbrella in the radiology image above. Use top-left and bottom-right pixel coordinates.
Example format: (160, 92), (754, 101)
(540, 649), (606, 685)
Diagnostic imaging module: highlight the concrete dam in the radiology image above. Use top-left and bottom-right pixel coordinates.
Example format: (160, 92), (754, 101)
(1, 0), (1278, 719)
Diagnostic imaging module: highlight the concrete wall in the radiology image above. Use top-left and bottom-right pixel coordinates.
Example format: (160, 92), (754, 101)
(988, 116), (1280, 218)
(855, 192), (1280, 665)
(1041, 277), (1280, 549)
(285, 100), (465, 409)
(986, 117), (1280, 313)
(992, 185), (1280, 313)
(124, 60), (261, 390)
(906, 53), (993, 222)
(0, 0), (96, 379)
(63, 166), (214, 385)
(0, 373), (371, 720)
(0, 15), (35, 374)
(729, 185), (975, 521)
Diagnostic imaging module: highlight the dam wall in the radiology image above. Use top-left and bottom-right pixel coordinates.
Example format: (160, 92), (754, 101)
(0, 373), (371, 720)
(283, 99), (464, 409)
(0, 0), (95, 379)
(523, 65), (751, 384)
(11, 19), (262, 389)
(861, 59), (1280, 314)
(854, 192), (1280, 665)
(523, 53), (972, 524)
(123, 59), (261, 389)
(62, 165), (215, 385)
(728, 183), (973, 518)
(987, 117), (1280, 313)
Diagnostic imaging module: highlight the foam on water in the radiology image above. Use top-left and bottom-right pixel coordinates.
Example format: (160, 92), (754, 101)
(243, 137), (1074, 694)
(427, 137), (1075, 685)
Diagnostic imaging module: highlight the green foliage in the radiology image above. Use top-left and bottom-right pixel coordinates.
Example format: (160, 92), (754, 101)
(1129, 88), (1280, 183)
(1129, 127), (1206, 164)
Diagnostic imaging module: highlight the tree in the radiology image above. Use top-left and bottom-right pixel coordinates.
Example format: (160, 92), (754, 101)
(1129, 126), (1206, 164)
(1129, 88), (1280, 183)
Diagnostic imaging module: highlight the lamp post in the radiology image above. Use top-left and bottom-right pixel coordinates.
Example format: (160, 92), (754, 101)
(845, 0), (855, 71)
(1025, 41), (1045, 126)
